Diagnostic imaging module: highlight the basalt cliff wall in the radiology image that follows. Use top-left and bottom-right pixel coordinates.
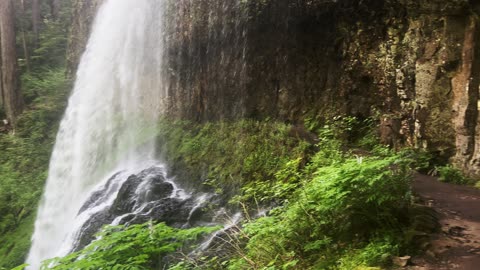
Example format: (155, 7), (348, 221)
(68, 0), (480, 176)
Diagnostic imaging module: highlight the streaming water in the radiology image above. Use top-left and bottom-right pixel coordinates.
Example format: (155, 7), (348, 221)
(26, 0), (166, 268)
(26, 0), (252, 268)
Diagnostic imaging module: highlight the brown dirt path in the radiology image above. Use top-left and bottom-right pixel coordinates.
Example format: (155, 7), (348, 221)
(409, 174), (480, 269)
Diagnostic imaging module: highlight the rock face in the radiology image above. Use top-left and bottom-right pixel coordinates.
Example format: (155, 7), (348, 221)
(67, 0), (480, 176)
(73, 167), (217, 251)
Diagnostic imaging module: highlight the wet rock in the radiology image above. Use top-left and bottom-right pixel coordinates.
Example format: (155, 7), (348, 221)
(74, 209), (114, 251)
(73, 166), (220, 252)
(111, 167), (171, 215)
(111, 174), (144, 214)
(191, 225), (242, 262)
(79, 171), (123, 214)
(138, 179), (174, 204)
(127, 198), (191, 226)
(188, 206), (210, 226)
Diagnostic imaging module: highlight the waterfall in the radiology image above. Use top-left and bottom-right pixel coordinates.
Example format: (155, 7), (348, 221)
(26, 0), (166, 268)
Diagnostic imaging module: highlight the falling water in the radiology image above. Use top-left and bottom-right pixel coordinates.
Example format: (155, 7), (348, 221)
(26, 0), (166, 268)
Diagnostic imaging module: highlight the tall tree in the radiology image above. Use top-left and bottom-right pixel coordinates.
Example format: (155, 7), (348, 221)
(19, 0), (31, 73)
(0, 47), (3, 109)
(50, 0), (61, 19)
(32, 0), (41, 47)
(0, 0), (23, 126)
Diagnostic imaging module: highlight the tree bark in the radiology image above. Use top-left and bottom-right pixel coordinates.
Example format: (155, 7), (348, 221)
(20, 0), (31, 73)
(32, 0), (41, 47)
(0, 33), (3, 109)
(50, 0), (61, 19)
(0, 0), (23, 126)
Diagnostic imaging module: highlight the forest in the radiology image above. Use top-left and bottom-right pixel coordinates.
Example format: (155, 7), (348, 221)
(0, 0), (71, 268)
(1, 0), (480, 269)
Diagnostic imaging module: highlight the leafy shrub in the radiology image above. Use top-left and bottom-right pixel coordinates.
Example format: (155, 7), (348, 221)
(156, 117), (423, 270)
(338, 237), (399, 269)
(156, 119), (312, 203)
(398, 149), (434, 173)
(43, 223), (220, 270)
(0, 214), (35, 269)
(30, 115), (424, 270)
(0, 69), (69, 230)
(435, 165), (470, 185)
(0, 69), (70, 268)
(232, 154), (412, 269)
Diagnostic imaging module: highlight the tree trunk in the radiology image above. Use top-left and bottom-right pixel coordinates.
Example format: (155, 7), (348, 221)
(0, 36), (3, 109)
(0, 0), (23, 126)
(32, 0), (41, 47)
(20, 0), (31, 73)
(50, 0), (61, 19)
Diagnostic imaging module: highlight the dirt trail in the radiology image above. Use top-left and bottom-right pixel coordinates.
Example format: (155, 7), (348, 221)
(409, 174), (480, 269)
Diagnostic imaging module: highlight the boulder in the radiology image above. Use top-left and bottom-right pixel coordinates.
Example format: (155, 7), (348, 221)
(73, 166), (216, 251)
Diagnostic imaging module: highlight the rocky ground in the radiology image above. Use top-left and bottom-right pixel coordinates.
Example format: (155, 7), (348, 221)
(408, 174), (480, 269)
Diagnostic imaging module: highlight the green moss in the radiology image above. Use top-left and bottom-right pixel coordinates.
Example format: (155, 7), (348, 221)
(156, 119), (313, 203)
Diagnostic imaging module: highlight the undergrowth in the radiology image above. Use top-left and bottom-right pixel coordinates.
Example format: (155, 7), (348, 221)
(156, 119), (312, 203)
(227, 153), (413, 269)
(156, 117), (426, 270)
(17, 116), (441, 270)
(434, 165), (472, 185)
(1, 3), (73, 266)
(0, 69), (70, 269)
(43, 223), (219, 270)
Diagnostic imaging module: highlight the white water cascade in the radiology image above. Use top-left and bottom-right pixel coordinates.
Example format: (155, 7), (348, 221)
(26, 0), (167, 268)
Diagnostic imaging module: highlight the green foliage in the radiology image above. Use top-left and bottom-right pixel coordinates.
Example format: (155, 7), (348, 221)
(0, 214), (35, 269)
(43, 222), (220, 270)
(0, 107), (425, 270)
(0, 1), (73, 265)
(435, 165), (471, 185)
(355, 119), (380, 150)
(161, 118), (423, 270)
(337, 237), (399, 270)
(1, 114), (426, 270)
(0, 69), (70, 268)
(308, 115), (357, 142)
(14, 0), (73, 71)
(157, 119), (312, 203)
(398, 149), (434, 173)
(314, 115), (378, 149)
(232, 153), (412, 269)
(31, 14), (71, 68)
(10, 264), (28, 270)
